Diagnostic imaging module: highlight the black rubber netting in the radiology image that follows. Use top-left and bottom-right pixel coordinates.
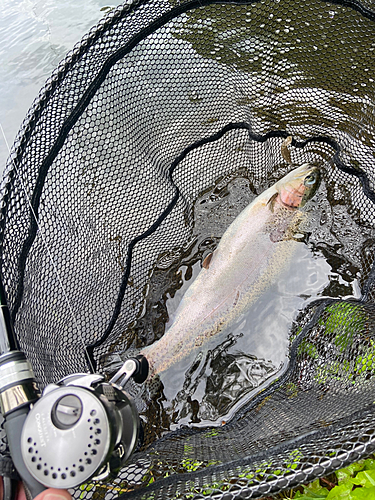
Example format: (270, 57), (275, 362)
(1, 0), (375, 498)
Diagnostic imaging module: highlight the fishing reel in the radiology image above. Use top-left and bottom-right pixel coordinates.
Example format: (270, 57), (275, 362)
(19, 356), (148, 490)
(0, 304), (148, 497)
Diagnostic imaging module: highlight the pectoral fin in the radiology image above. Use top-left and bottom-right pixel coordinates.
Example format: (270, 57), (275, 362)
(267, 192), (279, 213)
(202, 252), (214, 269)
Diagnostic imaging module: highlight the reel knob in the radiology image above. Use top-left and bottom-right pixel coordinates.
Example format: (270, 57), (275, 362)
(52, 394), (83, 429)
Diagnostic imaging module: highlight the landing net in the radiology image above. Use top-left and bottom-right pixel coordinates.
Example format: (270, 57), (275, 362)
(1, 1), (375, 498)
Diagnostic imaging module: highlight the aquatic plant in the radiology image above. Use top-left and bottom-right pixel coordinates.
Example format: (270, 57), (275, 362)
(268, 455), (375, 499)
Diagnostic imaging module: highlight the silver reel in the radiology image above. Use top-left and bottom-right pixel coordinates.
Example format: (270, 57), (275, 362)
(20, 358), (147, 489)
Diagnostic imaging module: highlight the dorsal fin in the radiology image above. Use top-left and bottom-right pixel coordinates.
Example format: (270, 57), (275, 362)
(202, 252), (214, 269)
(281, 135), (293, 163)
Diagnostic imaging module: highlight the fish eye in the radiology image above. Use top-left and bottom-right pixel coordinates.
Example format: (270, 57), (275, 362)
(304, 173), (317, 186)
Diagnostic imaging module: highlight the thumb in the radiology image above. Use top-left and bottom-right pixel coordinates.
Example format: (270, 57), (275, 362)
(33, 489), (72, 500)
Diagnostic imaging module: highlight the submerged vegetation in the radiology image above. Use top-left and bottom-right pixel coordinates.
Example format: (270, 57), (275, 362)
(77, 455), (375, 499)
(268, 456), (375, 499)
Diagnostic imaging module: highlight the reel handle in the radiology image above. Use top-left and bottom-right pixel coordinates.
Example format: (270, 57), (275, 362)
(109, 355), (148, 386)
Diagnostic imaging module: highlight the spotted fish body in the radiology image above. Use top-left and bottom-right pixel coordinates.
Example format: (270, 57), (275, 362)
(141, 164), (320, 378)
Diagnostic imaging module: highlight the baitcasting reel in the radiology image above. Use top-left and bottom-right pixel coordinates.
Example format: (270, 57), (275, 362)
(19, 357), (148, 490)
(0, 282), (148, 498)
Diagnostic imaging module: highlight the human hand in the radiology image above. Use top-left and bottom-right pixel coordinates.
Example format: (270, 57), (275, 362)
(0, 478), (72, 500)
(30, 488), (72, 500)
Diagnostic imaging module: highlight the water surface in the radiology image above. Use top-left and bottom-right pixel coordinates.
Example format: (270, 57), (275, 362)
(0, 0), (113, 175)
(103, 163), (372, 437)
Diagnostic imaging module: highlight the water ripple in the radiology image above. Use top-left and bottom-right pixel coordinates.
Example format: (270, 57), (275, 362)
(0, 0), (107, 173)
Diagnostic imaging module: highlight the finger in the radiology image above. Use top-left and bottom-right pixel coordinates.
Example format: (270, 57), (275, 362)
(16, 482), (26, 500)
(33, 489), (72, 500)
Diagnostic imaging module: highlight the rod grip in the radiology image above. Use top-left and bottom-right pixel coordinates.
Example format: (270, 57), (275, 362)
(4, 407), (46, 499)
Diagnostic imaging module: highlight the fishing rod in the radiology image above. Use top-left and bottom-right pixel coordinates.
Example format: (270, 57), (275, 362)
(0, 273), (149, 497)
(0, 126), (149, 498)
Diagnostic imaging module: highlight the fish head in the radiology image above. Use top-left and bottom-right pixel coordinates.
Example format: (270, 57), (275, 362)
(276, 163), (321, 209)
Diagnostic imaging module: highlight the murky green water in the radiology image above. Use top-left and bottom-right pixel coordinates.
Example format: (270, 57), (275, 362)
(0, 0), (112, 175)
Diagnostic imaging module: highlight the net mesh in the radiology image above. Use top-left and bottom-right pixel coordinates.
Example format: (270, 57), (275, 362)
(1, 0), (375, 497)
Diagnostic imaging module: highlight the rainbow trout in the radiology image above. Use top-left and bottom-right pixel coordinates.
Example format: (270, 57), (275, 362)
(141, 163), (320, 378)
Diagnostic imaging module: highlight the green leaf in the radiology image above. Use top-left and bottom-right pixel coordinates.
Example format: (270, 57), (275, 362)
(294, 479), (329, 498)
(294, 492), (327, 499)
(363, 458), (375, 471)
(350, 486), (375, 499)
(351, 470), (375, 487)
(326, 483), (353, 499)
(336, 462), (365, 483)
(294, 491), (327, 499)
